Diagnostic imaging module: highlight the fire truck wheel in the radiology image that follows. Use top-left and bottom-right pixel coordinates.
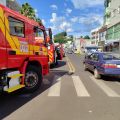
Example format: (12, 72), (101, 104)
(24, 65), (42, 92)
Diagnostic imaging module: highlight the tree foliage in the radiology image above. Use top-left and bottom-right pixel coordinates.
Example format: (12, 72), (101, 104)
(54, 32), (67, 44)
(21, 2), (42, 23)
(84, 35), (90, 39)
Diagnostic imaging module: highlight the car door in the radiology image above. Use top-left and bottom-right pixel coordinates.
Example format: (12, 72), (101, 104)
(89, 53), (99, 71)
(86, 53), (94, 70)
(85, 54), (93, 70)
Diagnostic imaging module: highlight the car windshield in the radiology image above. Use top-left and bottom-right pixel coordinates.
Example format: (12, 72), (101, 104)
(103, 53), (120, 60)
(85, 47), (98, 52)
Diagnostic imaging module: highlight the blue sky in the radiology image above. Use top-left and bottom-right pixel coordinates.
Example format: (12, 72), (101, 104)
(17, 0), (105, 36)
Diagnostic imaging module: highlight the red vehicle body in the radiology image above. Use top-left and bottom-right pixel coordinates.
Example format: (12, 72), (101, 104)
(55, 43), (64, 60)
(0, 4), (49, 93)
(42, 28), (57, 67)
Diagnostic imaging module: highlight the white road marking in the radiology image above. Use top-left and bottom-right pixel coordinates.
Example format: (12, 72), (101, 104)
(72, 76), (90, 97)
(48, 76), (61, 97)
(90, 76), (120, 97)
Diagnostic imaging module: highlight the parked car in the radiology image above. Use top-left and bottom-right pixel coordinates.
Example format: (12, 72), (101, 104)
(83, 52), (120, 79)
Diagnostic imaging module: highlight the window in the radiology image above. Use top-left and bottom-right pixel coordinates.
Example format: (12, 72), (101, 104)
(93, 54), (99, 61)
(8, 17), (25, 37)
(35, 28), (44, 38)
(34, 28), (45, 43)
(103, 53), (120, 60)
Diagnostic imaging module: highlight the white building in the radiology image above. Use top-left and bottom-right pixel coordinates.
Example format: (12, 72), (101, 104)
(91, 27), (101, 46)
(73, 37), (81, 53)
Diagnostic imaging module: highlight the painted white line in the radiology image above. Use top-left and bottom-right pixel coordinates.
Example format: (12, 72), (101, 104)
(90, 76), (120, 97)
(48, 76), (61, 97)
(72, 76), (90, 97)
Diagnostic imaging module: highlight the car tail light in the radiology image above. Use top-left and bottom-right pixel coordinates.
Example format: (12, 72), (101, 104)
(102, 64), (117, 68)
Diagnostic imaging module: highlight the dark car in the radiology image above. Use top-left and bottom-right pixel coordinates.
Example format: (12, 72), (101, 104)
(83, 52), (120, 79)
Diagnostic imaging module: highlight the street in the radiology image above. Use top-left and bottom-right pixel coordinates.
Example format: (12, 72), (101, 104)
(0, 54), (120, 120)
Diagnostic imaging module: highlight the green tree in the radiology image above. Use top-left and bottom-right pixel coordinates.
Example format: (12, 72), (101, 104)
(80, 36), (83, 38)
(67, 35), (73, 42)
(54, 31), (67, 44)
(20, 3), (36, 20)
(36, 18), (43, 25)
(84, 35), (90, 39)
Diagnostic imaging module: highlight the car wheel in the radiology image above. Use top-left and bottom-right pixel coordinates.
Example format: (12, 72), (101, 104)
(94, 68), (101, 79)
(24, 65), (42, 92)
(84, 64), (87, 71)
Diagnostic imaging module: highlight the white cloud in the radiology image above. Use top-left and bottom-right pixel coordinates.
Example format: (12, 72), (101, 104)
(71, 17), (79, 22)
(66, 28), (73, 32)
(50, 13), (57, 23)
(50, 13), (72, 33)
(79, 13), (103, 25)
(60, 21), (71, 30)
(34, 9), (38, 17)
(42, 19), (46, 25)
(50, 4), (58, 10)
(71, 0), (104, 9)
(66, 8), (72, 14)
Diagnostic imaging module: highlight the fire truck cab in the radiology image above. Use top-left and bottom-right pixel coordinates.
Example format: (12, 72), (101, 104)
(0, 4), (49, 93)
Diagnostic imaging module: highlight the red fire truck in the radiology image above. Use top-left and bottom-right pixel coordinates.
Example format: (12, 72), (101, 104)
(0, 4), (49, 93)
(46, 28), (58, 67)
(55, 43), (64, 60)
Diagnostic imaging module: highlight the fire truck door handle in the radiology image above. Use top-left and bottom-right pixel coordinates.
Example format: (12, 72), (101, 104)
(8, 50), (16, 55)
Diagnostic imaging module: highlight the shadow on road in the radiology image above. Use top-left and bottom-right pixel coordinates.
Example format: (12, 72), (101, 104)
(86, 70), (120, 82)
(50, 60), (66, 69)
(0, 69), (68, 119)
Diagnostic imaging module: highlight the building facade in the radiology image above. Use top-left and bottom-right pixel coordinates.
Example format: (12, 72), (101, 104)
(91, 27), (101, 46)
(104, 0), (120, 53)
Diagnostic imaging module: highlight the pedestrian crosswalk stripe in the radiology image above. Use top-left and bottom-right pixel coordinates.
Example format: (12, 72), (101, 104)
(90, 76), (120, 97)
(72, 76), (90, 97)
(48, 76), (61, 97)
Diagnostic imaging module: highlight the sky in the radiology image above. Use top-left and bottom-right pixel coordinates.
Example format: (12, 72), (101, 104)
(17, 0), (105, 36)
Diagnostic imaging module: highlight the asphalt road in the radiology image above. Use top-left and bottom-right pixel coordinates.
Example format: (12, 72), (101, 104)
(1, 54), (120, 120)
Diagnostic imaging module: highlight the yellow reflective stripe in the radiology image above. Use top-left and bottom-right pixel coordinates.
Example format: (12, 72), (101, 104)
(49, 54), (53, 58)
(9, 74), (23, 79)
(34, 46), (40, 51)
(29, 45), (34, 51)
(0, 7), (17, 50)
(49, 52), (53, 56)
(0, 7), (4, 21)
(6, 85), (25, 93)
(49, 58), (53, 63)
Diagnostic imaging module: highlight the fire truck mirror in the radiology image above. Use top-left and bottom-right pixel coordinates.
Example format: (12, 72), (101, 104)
(33, 26), (38, 33)
(48, 28), (52, 40)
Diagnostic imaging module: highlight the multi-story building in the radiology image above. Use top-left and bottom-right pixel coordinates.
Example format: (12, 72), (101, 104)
(91, 27), (101, 46)
(104, 0), (120, 52)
